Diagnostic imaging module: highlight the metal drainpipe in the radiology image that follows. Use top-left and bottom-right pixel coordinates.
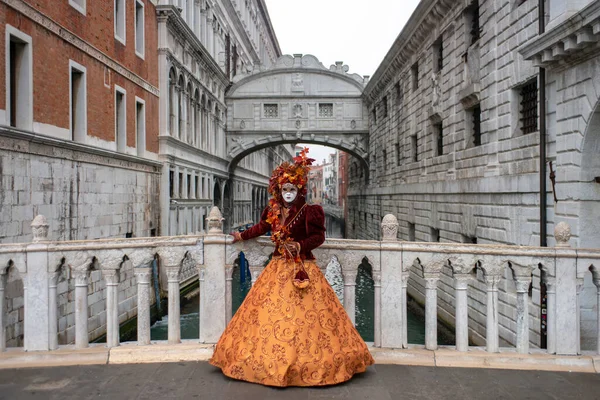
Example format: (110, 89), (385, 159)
(539, 0), (547, 247)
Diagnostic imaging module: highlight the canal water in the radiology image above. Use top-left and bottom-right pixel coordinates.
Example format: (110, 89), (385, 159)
(150, 256), (454, 345)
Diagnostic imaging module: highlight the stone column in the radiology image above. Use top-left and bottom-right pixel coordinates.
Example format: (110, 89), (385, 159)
(48, 269), (61, 350)
(135, 267), (152, 346)
(424, 273), (439, 351)
(401, 271), (409, 348)
(198, 265), (205, 342)
(200, 207), (227, 343)
(173, 85), (180, 138)
(0, 269), (6, 351)
(166, 265), (182, 344)
(173, 165), (180, 199)
(454, 274), (471, 352)
(72, 267), (90, 349)
(225, 265), (234, 323)
(484, 274), (501, 353)
(545, 277), (557, 354)
(593, 276), (600, 355)
(576, 279), (584, 354)
(342, 269), (358, 325)
(102, 269), (120, 348)
(373, 271), (382, 348)
(515, 278), (531, 354)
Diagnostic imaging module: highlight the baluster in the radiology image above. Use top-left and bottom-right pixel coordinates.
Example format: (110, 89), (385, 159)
(225, 265), (233, 323)
(401, 271), (409, 348)
(424, 273), (439, 350)
(71, 267), (91, 349)
(484, 274), (501, 353)
(342, 269), (358, 325)
(592, 276), (600, 355)
(515, 278), (531, 353)
(0, 269), (6, 351)
(102, 269), (120, 348)
(454, 274), (471, 352)
(166, 266), (182, 344)
(198, 265), (205, 342)
(48, 269), (61, 350)
(135, 267), (152, 345)
(545, 277), (556, 354)
(373, 271), (382, 347)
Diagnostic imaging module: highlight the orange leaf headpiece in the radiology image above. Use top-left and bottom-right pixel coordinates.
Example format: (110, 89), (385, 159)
(268, 147), (315, 201)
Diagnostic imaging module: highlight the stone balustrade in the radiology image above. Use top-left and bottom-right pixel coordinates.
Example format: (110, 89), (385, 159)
(1, 211), (599, 358)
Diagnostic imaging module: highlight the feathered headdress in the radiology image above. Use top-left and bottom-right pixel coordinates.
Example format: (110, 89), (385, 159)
(267, 147), (315, 201)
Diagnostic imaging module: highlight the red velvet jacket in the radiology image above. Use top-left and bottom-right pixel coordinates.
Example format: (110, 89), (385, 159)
(240, 197), (326, 260)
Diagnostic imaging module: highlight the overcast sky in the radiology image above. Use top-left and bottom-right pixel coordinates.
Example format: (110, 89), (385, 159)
(263, 0), (421, 164)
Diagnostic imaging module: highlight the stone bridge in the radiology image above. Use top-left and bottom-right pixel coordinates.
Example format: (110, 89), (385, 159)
(225, 54), (370, 177)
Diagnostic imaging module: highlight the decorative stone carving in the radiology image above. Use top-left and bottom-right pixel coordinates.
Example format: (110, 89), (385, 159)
(166, 265), (182, 282)
(292, 73), (304, 92)
(350, 120), (356, 129)
(158, 246), (187, 268)
(31, 215), (49, 242)
(292, 104), (303, 118)
(240, 120), (246, 129)
(554, 222), (571, 247)
(206, 206), (224, 233)
(134, 267), (152, 284)
(381, 214), (399, 241)
(295, 120), (301, 129)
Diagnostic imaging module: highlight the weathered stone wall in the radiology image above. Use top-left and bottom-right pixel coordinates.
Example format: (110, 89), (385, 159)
(0, 132), (161, 346)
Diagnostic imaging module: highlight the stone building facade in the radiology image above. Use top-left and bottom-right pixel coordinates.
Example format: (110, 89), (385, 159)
(156, 0), (292, 236)
(348, 0), (600, 350)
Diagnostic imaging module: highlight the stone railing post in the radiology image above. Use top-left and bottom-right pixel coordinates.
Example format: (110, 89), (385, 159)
(48, 257), (64, 351)
(100, 251), (124, 348)
(134, 267), (152, 346)
(515, 277), (531, 353)
(545, 277), (557, 354)
(23, 215), (51, 351)
(484, 273), (501, 353)
(380, 214), (402, 348)
(373, 270), (382, 347)
(341, 268), (358, 325)
(453, 274), (471, 352)
(401, 271), (409, 348)
(200, 206), (227, 343)
(423, 272), (440, 350)
(592, 273), (600, 354)
(225, 265), (234, 323)
(71, 264), (91, 349)
(0, 266), (7, 351)
(553, 222), (579, 355)
(166, 264), (182, 344)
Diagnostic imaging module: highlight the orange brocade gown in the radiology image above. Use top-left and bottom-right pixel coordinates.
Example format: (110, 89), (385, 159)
(209, 255), (375, 386)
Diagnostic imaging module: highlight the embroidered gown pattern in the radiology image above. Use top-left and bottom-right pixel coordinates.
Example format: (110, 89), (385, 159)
(209, 199), (374, 386)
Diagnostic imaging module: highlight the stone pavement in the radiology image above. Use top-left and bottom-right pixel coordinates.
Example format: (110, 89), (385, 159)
(1, 361), (600, 400)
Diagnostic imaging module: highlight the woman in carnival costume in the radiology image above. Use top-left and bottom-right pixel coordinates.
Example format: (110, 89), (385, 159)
(209, 148), (374, 387)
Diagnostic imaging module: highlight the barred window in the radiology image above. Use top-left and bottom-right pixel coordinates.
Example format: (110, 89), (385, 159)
(411, 62), (419, 91)
(381, 96), (388, 119)
(472, 105), (482, 146)
(520, 79), (538, 134)
(434, 122), (443, 156)
(395, 81), (403, 108)
(264, 104), (278, 118)
(467, 0), (480, 45)
(318, 103), (333, 117)
(434, 37), (443, 73)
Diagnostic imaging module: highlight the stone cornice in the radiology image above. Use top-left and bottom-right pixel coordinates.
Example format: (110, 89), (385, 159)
(363, 0), (455, 103)
(519, 1), (600, 69)
(0, 126), (162, 172)
(157, 5), (229, 87)
(2, 0), (159, 97)
(255, 0), (282, 58)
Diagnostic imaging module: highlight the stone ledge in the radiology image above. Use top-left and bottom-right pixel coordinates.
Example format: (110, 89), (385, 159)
(0, 345), (109, 369)
(1, 344), (598, 374)
(108, 341), (214, 364)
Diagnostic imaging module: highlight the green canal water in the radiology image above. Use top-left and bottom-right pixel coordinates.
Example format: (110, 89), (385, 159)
(150, 257), (454, 345)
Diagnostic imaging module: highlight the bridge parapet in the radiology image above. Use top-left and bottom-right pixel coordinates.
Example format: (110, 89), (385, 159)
(1, 211), (599, 358)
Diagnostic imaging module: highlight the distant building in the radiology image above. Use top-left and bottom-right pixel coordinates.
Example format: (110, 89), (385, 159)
(308, 164), (323, 204)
